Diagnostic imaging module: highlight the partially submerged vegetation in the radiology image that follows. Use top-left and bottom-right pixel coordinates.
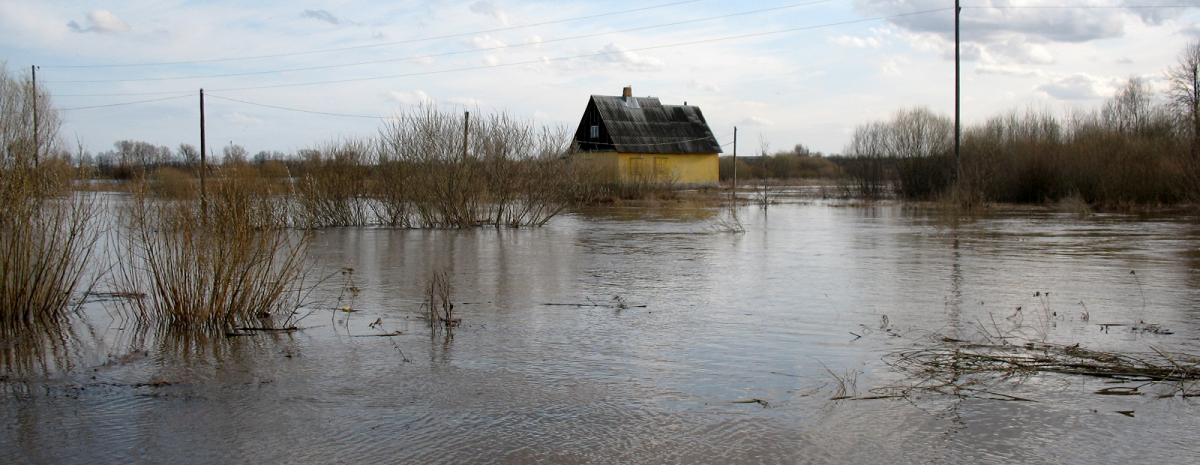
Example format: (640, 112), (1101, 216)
(0, 63), (101, 373)
(881, 335), (1200, 401)
(114, 166), (310, 331)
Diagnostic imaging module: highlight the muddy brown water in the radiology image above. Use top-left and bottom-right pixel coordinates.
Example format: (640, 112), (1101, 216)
(3, 201), (1200, 463)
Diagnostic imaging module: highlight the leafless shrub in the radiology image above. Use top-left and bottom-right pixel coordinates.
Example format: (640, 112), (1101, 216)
(0, 64), (101, 366)
(375, 105), (575, 227)
(295, 138), (374, 227)
(114, 167), (310, 331)
(841, 122), (891, 199)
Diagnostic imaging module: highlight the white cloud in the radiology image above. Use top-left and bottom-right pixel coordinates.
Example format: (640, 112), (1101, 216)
(737, 116), (773, 126)
(830, 35), (882, 48)
(856, 0), (1131, 44)
(1036, 74), (1118, 100)
(448, 97), (481, 106)
(483, 55), (500, 66)
(590, 43), (665, 72)
(301, 9), (340, 25)
(1181, 23), (1200, 39)
(525, 35), (542, 48)
(387, 90), (435, 105)
(975, 64), (1045, 77)
(412, 55), (434, 65)
(881, 55), (910, 76)
(463, 35), (506, 49)
(688, 78), (720, 92)
(67, 10), (130, 34)
(469, 2), (509, 25)
(224, 113), (262, 125)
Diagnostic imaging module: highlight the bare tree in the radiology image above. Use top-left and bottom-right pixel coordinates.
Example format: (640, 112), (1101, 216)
(1167, 39), (1200, 157)
(223, 143), (248, 165)
(1103, 77), (1155, 135)
(177, 143), (200, 166)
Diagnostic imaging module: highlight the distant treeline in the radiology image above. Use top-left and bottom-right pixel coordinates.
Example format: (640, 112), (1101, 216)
(838, 40), (1200, 207)
(718, 144), (842, 181)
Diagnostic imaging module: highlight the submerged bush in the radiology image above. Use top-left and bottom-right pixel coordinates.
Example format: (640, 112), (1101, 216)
(116, 167), (309, 330)
(375, 106), (575, 227)
(0, 63), (100, 337)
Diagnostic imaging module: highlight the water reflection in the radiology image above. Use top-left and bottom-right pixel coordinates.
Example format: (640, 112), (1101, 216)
(3, 202), (1200, 462)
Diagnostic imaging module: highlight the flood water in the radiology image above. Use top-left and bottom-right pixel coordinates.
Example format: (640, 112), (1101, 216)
(4, 201), (1200, 463)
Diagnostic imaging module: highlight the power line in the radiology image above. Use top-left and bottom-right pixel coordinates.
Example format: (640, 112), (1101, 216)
(45, 8), (950, 103)
(962, 4), (1196, 8)
(57, 90), (196, 98)
(204, 94), (386, 119)
(197, 8), (953, 94)
(40, 0), (705, 69)
(58, 94), (193, 111)
(43, 0), (838, 84)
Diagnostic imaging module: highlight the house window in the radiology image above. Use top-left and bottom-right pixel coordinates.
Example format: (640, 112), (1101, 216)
(590, 125), (599, 139)
(653, 157), (669, 179)
(629, 157), (646, 178)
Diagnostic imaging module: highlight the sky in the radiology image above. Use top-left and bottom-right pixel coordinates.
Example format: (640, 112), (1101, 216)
(2, 0), (1199, 157)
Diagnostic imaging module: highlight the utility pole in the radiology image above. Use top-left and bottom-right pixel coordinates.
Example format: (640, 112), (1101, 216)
(32, 65), (38, 168)
(462, 111), (470, 159)
(732, 126), (738, 194)
(200, 89), (207, 217)
(954, 0), (961, 181)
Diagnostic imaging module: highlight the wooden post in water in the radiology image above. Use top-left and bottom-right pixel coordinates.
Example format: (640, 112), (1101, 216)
(462, 111), (470, 160)
(200, 89), (207, 219)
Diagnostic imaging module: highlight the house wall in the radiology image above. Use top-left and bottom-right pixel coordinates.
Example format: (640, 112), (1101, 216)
(575, 152), (718, 185)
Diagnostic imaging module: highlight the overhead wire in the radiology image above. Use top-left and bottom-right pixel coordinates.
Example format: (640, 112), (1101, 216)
(203, 94), (387, 119)
(42, 0), (838, 84)
(962, 4), (1196, 8)
(58, 94), (194, 111)
(197, 8), (955, 94)
(40, 0), (705, 68)
(43, 7), (953, 114)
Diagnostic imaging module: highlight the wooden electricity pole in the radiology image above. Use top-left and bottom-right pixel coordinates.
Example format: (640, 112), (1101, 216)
(32, 65), (38, 167)
(954, 0), (961, 181)
(732, 126), (738, 194)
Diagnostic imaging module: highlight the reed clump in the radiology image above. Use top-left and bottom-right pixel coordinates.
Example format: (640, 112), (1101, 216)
(115, 166), (310, 330)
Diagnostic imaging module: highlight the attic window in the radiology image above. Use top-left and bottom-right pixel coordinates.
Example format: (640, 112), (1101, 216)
(590, 125), (599, 139)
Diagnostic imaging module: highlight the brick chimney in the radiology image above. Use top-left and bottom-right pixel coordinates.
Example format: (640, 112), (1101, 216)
(622, 86), (632, 98)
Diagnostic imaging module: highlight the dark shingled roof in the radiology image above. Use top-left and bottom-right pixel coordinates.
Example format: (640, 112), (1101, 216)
(574, 95), (722, 154)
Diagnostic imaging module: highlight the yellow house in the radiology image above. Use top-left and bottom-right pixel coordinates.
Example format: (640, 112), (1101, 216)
(573, 87), (721, 187)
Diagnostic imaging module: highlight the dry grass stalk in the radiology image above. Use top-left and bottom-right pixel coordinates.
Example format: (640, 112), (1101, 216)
(880, 335), (1200, 401)
(425, 270), (458, 328)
